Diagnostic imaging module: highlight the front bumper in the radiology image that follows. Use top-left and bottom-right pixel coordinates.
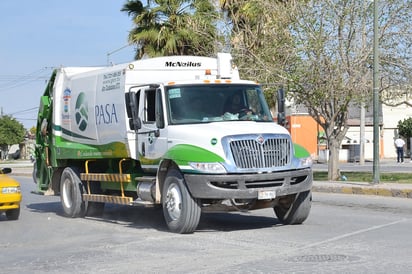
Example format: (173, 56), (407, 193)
(184, 168), (312, 199)
(0, 193), (22, 211)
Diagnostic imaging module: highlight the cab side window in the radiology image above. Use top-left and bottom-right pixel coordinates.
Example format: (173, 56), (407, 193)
(144, 88), (156, 123)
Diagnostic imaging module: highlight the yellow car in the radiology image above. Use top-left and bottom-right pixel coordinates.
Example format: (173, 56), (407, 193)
(0, 167), (22, 220)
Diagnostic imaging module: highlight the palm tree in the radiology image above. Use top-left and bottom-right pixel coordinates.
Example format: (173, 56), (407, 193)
(121, 0), (219, 58)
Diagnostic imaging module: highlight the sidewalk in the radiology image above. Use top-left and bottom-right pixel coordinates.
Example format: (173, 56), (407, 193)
(3, 160), (412, 199)
(312, 180), (412, 199)
(312, 158), (412, 199)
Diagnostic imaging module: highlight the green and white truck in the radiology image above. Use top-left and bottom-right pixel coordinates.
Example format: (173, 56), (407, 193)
(34, 53), (313, 233)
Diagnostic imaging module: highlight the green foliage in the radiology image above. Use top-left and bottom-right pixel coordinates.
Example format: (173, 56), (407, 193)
(0, 115), (26, 147)
(397, 117), (412, 139)
(314, 171), (412, 184)
(122, 0), (220, 58)
(29, 126), (36, 135)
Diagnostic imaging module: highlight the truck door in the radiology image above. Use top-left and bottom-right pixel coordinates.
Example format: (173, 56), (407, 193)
(137, 86), (168, 172)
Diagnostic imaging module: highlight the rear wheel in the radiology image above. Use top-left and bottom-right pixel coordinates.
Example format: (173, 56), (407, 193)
(60, 167), (86, 218)
(274, 190), (312, 225)
(6, 208), (20, 220)
(162, 169), (201, 234)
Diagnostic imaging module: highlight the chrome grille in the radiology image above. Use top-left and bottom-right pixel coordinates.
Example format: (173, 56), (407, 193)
(230, 137), (291, 169)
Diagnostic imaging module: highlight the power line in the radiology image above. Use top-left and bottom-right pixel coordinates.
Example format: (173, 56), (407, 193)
(0, 67), (54, 92)
(9, 107), (38, 116)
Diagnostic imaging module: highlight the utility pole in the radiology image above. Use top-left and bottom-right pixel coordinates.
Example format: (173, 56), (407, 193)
(372, 0), (380, 184)
(359, 103), (365, 165)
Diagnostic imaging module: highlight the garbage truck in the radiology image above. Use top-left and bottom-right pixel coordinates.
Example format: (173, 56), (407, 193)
(34, 53), (313, 233)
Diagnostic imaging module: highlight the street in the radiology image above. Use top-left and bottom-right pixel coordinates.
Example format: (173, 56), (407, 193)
(1, 176), (411, 273)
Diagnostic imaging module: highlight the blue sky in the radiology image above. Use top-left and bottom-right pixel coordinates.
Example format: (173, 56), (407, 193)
(0, 0), (136, 129)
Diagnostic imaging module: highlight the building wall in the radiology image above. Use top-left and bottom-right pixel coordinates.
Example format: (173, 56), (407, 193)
(286, 115), (318, 158)
(382, 104), (412, 159)
(284, 102), (412, 162)
(345, 127), (375, 160)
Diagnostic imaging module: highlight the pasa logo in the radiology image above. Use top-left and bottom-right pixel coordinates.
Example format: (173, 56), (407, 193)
(75, 92), (88, 131)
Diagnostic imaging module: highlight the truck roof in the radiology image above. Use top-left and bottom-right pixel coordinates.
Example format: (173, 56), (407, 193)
(58, 53), (240, 83)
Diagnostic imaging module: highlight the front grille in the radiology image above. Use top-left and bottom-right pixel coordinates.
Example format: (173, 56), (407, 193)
(230, 137), (291, 169)
(211, 179), (284, 189)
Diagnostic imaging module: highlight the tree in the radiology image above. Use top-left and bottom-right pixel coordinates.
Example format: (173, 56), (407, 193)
(397, 117), (412, 153)
(288, 0), (411, 180)
(219, 0), (297, 110)
(122, 0), (220, 58)
(29, 126), (36, 136)
(0, 115), (26, 159)
(221, 0), (411, 180)
(377, 0), (412, 108)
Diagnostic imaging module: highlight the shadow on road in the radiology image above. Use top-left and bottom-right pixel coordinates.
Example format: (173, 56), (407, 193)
(26, 202), (283, 233)
(26, 201), (63, 215)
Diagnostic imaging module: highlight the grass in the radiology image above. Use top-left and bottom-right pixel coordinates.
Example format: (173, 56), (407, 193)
(313, 171), (412, 184)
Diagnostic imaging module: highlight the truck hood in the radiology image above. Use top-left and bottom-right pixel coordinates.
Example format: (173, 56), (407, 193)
(167, 121), (290, 157)
(170, 121), (288, 138)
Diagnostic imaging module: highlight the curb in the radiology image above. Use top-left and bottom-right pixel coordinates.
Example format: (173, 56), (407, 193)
(312, 181), (412, 199)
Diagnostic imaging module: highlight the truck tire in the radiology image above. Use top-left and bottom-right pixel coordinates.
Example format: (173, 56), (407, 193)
(60, 167), (86, 218)
(274, 190), (312, 225)
(6, 208), (20, 220)
(162, 169), (201, 234)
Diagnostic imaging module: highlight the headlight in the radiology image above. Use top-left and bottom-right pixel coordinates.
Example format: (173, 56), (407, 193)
(299, 156), (313, 167)
(1, 186), (21, 194)
(189, 162), (226, 173)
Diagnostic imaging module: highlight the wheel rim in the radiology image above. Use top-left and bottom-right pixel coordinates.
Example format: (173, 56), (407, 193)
(165, 182), (182, 221)
(62, 178), (73, 209)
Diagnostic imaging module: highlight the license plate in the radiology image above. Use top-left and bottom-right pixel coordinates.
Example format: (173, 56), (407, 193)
(258, 190), (276, 200)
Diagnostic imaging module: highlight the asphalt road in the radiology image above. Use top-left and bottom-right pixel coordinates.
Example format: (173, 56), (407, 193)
(1, 176), (412, 273)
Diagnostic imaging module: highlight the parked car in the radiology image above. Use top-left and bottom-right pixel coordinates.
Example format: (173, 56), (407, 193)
(0, 167), (21, 220)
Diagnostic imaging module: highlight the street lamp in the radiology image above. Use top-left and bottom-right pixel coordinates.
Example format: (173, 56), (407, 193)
(106, 43), (133, 66)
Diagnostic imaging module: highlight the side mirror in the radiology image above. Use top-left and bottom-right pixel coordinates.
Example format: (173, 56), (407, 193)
(126, 91), (142, 130)
(155, 88), (164, 129)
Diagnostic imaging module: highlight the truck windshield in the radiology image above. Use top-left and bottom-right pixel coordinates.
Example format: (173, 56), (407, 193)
(166, 84), (273, 124)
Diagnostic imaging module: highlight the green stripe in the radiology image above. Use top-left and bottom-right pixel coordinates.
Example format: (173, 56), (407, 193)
(54, 124), (95, 140)
(52, 136), (129, 159)
(164, 144), (224, 164)
(294, 143), (310, 158)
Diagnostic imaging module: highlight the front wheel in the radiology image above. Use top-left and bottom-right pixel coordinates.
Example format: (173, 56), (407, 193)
(6, 208), (20, 220)
(274, 190), (312, 225)
(60, 167), (86, 218)
(162, 169), (201, 234)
